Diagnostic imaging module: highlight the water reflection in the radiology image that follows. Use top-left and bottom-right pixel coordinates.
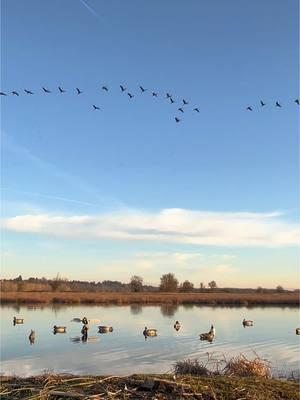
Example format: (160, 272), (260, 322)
(160, 304), (179, 317)
(130, 304), (143, 315)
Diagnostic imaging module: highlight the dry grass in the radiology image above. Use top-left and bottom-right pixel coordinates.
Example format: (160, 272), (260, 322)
(223, 354), (272, 378)
(1, 291), (299, 306)
(174, 359), (210, 376)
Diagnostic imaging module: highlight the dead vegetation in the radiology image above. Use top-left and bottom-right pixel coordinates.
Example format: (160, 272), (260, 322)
(223, 354), (271, 378)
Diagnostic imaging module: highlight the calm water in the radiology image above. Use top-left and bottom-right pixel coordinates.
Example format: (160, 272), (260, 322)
(1, 304), (299, 377)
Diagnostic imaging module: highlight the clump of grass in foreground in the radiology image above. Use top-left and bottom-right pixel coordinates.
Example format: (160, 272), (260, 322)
(174, 358), (210, 376)
(223, 354), (271, 378)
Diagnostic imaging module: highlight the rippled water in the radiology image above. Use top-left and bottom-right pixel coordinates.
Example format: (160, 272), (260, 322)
(1, 304), (299, 377)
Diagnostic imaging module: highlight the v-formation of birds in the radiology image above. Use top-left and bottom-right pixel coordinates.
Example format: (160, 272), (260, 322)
(1, 86), (299, 122)
(0, 84), (202, 123)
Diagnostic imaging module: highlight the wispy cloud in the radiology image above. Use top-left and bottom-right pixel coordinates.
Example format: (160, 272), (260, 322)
(2, 208), (299, 247)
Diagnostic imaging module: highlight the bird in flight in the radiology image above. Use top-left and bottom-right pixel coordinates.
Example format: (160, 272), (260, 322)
(12, 91), (19, 96)
(193, 108), (200, 112)
(93, 105), (100, 110)
(42, 87), (51, 93)
(170, 97), (175, 104)
(175, 117), (181, 123)
(182, 99), (189, 105)
(58, 86), (65, 93)
(102, 86), (108, 91)
(76, 88), (83, 95)
(260, 101), (266, 107)
(295, 99), (300, 105)
(127, 93), (134, 99)
(275, 101), (282, 108)
(140, 86), (147, 93)
(152, 92), (158, 97)
(120, 85), (126, 92)
(246, 106), (253, 111)
(178, 108), (184, 113)
(24, 89), (34, 94)
(166, 93), (172, 99)
(0, 91), (7, 96)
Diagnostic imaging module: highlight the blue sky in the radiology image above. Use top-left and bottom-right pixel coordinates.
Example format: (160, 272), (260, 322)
(1, 0), (299, 287)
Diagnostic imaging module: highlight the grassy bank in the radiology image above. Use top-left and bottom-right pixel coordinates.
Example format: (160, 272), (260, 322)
(1, 374), (299, 400)
(1, 291), (299, 306)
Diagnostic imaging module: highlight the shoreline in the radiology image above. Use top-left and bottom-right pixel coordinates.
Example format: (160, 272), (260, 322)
(1, 291), (299, 306)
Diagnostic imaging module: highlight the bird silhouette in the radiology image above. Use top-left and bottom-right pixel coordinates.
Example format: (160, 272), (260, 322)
(58, 86), (65, 93)
(93, 105), (100, 110)
(102, 86), (108, 91)
(76, 88), (83, 95)
(246, 106), (253, 111)
(178, 108), (184, 113)
(24, 89), (34, 94)
(193, 108), (200, 112)
(260, 101), (266, 107)
(140, 86), (147, 93)
(152, 92), (158, 97)
(170, 97), (175, 104)
(0, 91), (7, 96)
(295, 99), (300, 105)
(166, 93), (172, 98)
(12, 91), (19, 96)
(127, 93), (134, 99)
(275, 101), (282, 108)
(42, 87), (51, 93)
(175, 117), (181, 123)
(182, 99), (189, 105)
(120, 85), (126, 92)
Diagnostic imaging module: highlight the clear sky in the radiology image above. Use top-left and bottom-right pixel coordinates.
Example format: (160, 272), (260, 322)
(1, 0), (299, 288)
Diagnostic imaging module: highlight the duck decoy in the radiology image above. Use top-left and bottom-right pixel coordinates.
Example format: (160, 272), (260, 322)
(152, 92), (158, 97)
(242, 318), (253, 327)
(143, 327), (157, 337)
(296, 328), (300, 335)
(12, 91), (19, 96)
(24, 89), (34, 94)
(76, 88), (82, 95)
(260, 100), (266, 107)
(200, 325), (215, 342)
(0, 91), (7, 96)
(174, 321), (181, 331)
(175, 117), (181, 123)
(13, 317), (24, 325)
(93, 105), (100, 110)
(102, 85), (108, 91)
(178, 108), (184, 113)
(193, 108), (200, 112)
(53, 325), (66, 334)
(58, 86), (65, 93)
(42, 87), (51, 93)
(29, 330), (35, 344)
(246, 106), (253, 111)
(120, 85), (126, 92)
(182, 99), (189, 105)
(81, 324), (89, 335)
(275, 101), (282, 108)
(98, 326), (113, 333)
(127, 93), (134, 99)
(295, 99), (300, 105)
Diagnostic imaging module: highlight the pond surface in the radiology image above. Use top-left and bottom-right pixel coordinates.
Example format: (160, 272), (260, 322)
(1, 304), (299, 377)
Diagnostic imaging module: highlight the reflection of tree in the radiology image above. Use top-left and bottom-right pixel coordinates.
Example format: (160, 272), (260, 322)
(182, 303), (194, 311)
(160, 304), (179, 317)
(51, 304), (67, 317)
(11, 304), (21, 313)
(130, 304), (143, 315)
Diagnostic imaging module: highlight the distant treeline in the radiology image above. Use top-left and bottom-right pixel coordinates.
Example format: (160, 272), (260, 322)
(0, 274), (297, 294)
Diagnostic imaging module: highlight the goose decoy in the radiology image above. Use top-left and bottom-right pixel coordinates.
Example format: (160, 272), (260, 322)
(246, 106), (253, 111)
(102, 85), (108, 91)
(294, 99), (300, 105)
(76, 88), (82, 95)
(170, 97), (175, 104)
(200, 325), (215, 342)
(13, 317), (24, 325)
(0, 91), (7, 96)
(53, 325), (66, 334)
(275, 101), (282, 108)
(120, 85), (126, 92)
(260, 100), (266, 107)
(174, 321), (181, 331)
(127, 93), (134, 99)
(175, 117), (181, 123)
(143, 327), (157, 337)
(182, 99), (189, 105)
(98, 326), (113, 333)
(82, 317), (88, 325)
(12, 91), (19, 96)
(29, 330), (35, 344)
(152, 92), (158, 97)
(242, 318), (253, 327)
(42, 87), (51, 93)
(24, 89), (34, 94)
(58, 86), (65, 93)
(140, 86), (147, 93)
(178, 108), (184, 113)
(193, 108), (200, 112)
(296, 328), (300, 335)
(81, 324), (89, 335)
(93, 105), (100, 110)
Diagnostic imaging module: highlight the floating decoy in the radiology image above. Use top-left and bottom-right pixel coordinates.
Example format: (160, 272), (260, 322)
(143, 327), (157, 337)
(13, 317), (24, 325)
(127, 93), (134, 99)
(260, 101), (266, 107)
(246, 106), (253, 111)
(93, 105), (100, 110)
(295, 99), (300, 105)
(102, 85), (108, 91)
(175, 117), (181, 123)
(152, 92), (158, 97)
(178, 108), (184, 113)
(98, 326), (113, 333)
(12, 91), (19, 96)
(140, 86), (147, 93)
(24, 89), (34, 94)
(296, 328), (300, 335)
(53, 325), (66, 334)
(166, 93), (172, 99)
(58, 86), (65, 93)
(82, 317), (88, 325)
(81, 324), (89, 335)
(29, 330), (35, 344)
(182, 99), (189, 105)
(71, 317), (100, 324)
(0, 91), (7, 96)
(42, 87), (51, 93)
(120, 85), (126, 92)
(242, 318), (253, 327)
(193, 108), (200, 112)
(76, 88), (82, 95)
(275, 101), (282, 108)
(170, 97), (175, 104)
(174, 321), (181, 331)
(200, 325), (215, 342)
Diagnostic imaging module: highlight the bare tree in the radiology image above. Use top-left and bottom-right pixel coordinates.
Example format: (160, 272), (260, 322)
(208, 280), (217, 290)
(130, 275), (144, 292)
(179, 280), (194, 292)
(159, 273), (178, 292)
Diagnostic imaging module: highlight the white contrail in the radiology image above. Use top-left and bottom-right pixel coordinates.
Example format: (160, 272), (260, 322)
(79, 0), (100, 19)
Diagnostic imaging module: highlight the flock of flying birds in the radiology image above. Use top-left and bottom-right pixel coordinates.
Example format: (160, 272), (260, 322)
(1, 85), (299, 122)
(0, 84), (201, 123)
